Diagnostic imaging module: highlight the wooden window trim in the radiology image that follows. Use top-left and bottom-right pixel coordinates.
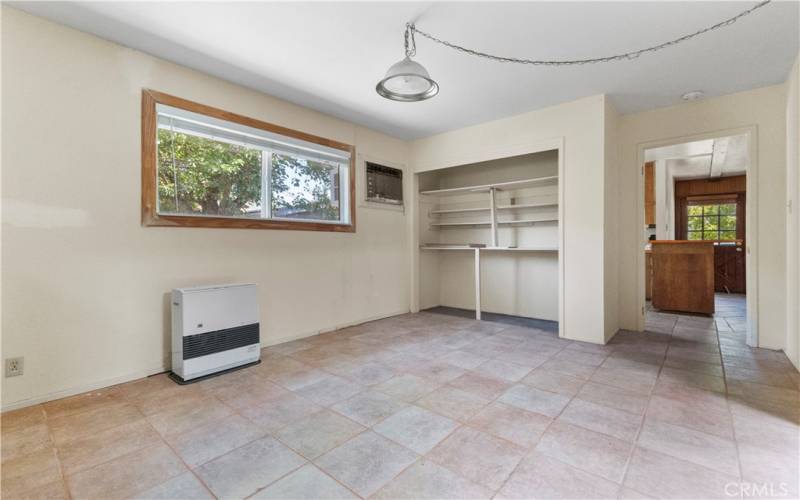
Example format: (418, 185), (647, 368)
(141, 89), (356, 232)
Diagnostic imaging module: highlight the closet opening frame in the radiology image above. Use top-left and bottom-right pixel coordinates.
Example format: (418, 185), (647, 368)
(410, 137), (565, 337)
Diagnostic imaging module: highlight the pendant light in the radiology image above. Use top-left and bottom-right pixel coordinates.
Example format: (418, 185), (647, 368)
(376, 24), (439, 102)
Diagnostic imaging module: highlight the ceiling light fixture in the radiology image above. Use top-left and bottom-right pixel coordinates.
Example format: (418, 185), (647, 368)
(681, 90), (705, 101)
(376, 24), (438, 102)
(376, 1), (771, 102)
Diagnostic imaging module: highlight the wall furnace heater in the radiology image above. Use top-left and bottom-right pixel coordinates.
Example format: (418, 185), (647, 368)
(170, 283), (260, 384)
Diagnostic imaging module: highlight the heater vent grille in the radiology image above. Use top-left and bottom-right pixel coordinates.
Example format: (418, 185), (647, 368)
(182, 323), (260, 360)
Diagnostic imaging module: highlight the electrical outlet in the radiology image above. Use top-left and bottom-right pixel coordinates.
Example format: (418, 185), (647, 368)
(5, 357), (24, 377)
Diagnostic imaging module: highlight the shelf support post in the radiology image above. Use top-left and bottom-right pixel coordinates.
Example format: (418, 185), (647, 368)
(489, 187), (498, 247)
(474, 248), (481, 320)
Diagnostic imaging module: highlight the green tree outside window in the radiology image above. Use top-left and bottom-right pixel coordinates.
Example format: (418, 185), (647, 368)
(686, 202), (737, 241)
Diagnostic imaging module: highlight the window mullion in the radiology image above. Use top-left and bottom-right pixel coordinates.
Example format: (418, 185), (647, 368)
(262, 150), (272, 219)
(340, 163), (349, 224)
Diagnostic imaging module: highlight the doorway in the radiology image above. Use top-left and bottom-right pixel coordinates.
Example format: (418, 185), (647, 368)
(638, 128), (757, 346)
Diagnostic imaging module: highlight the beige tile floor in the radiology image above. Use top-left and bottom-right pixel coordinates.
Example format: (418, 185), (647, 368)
(2, 300), (799, 499)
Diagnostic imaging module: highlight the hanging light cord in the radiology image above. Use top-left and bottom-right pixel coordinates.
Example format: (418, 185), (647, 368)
(407, 0), (771, 66)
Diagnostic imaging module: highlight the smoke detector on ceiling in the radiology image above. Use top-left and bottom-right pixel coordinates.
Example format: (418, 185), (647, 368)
(681, 90), (705, 101)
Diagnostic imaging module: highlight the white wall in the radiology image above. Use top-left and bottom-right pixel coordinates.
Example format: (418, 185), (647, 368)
(618, 85), (788, 350)
(412, 95), (615, 344)
(1, 8), (411, 410)
(653, 160), (678, 241)
(786, 55), (800, 370)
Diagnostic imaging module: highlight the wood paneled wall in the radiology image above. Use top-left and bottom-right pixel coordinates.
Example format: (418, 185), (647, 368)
(674, 175), (746, 198)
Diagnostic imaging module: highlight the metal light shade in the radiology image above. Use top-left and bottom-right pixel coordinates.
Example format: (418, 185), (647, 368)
(376, 56), (439, 102)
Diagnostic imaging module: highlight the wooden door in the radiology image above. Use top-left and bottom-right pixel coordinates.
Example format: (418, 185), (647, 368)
(715, 242), (746, 293)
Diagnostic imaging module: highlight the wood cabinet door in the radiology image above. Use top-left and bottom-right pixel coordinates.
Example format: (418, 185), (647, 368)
(644, 162), (655, 226)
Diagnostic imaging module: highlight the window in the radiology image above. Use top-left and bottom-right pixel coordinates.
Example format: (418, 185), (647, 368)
(142, 90), (355, 231)
(686, 202), (738, 241)
(365, 162), (403, 205)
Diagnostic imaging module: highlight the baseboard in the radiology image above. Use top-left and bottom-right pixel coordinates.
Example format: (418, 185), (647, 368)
(259, 309), (410, 348)
(1, 363), (168, 413)
(1, 309), (410, 413)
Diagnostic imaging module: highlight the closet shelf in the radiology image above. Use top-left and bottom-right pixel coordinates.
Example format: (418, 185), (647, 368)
(429, 201), (557, 215)
(497, 202), (558, 210)
(430, 218), (558, 228)
(430, 207), (491, 215)
(420, 176), (558, 197)
(420, 245), (559, 252)
(500, 218), (558, 225)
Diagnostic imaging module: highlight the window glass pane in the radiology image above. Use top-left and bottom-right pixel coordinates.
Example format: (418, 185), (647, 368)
(720, 215), (736, 230)
(702, 231), (719, 241)
(703, 216), (719, 231)
(271, 153), (341, 221)
(688, 231), (703, 240)
(688, 216), (703, 231)
(718, 203), (736, 215)
(687, 205), (703, 216)
(157, 129), (262, 217)
(703, 204), (719, 215)
(720, 231), (737, 240)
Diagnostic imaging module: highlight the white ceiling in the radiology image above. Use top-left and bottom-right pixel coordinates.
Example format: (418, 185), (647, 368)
(645, 134), (749, 179)
(11, 1), (799, 139)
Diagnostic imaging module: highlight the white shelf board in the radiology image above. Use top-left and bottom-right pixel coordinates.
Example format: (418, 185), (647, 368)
(420, 245), (558, 252)
(484, 246), (559, 252)
(430, 221), (491, 227)
(498, 218), (558, 225)
(497, 202), (558, 210)
(430, 218), (558, 228)
(420, 176), (558, 197)
(430, 207), (490, 215)
(430, 202), (557, 215)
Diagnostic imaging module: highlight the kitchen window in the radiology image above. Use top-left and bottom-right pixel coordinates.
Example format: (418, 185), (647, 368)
(142, 90), (355, 232)
(686, 201), (738, 241)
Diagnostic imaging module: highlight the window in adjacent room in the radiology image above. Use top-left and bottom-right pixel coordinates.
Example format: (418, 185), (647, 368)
(365, 162), (403, 206)
(142, 90), (355, 231)
(686, 201), (738, 241)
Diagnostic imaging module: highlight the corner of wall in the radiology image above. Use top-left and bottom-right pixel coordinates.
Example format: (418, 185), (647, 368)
(603, 96), (621, 341)
(785, 54), (800, 370)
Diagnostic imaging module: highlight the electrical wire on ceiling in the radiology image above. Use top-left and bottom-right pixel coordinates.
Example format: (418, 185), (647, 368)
(410, 0), (772, 66)
(376, 0), (773, 101)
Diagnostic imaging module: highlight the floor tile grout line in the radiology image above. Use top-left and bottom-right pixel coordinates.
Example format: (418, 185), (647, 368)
(490, 346), (606, 498)
(47, 395), (154, 498)
(43, 411), (72, 500)
(226, 381), (368, 500)
(62, 389), (279, 498)
(615, 316), (672, 493)
(156, 423), (220, 499)
(718, 313), (748, 485)
(252, 437), (363, 500)
(325, 332), (575, 497)
(369, 423), (463, 497)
